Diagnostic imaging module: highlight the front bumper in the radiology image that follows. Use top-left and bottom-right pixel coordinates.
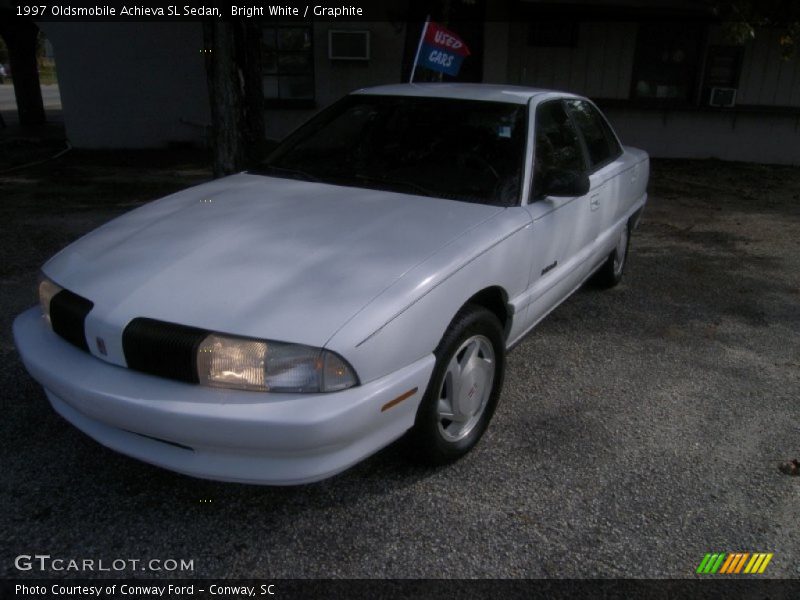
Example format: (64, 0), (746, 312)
(13, 307), (435, 485)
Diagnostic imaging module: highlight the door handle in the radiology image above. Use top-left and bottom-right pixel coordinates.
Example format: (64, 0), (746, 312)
(590, 193), (600, 211)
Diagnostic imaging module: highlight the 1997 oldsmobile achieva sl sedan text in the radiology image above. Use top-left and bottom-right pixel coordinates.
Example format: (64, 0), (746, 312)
(14, 84), (648, 484)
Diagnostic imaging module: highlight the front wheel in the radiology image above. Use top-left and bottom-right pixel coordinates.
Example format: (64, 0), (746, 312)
(405, 304), (505, 465)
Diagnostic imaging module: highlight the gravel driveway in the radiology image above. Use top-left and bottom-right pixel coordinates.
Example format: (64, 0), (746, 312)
(1, 154), (798, 578)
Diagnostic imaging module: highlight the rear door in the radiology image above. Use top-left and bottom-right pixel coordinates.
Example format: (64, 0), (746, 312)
(564, 99), (626, 260)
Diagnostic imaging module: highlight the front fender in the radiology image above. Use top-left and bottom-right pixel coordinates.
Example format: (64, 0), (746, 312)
(326, 208), (533, 384)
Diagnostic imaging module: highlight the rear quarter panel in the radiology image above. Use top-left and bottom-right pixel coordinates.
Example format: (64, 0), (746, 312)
(623, 145), (650, 203)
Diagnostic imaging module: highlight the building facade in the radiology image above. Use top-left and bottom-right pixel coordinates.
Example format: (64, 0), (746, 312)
(39, 1), (800, 164)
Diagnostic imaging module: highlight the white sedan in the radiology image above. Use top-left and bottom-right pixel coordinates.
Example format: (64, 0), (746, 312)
(14, 84), (649, 484)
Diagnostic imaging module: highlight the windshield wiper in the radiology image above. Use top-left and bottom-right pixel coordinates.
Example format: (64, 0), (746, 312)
(251, 164), (321, 182)
(352, 173), (435, 197)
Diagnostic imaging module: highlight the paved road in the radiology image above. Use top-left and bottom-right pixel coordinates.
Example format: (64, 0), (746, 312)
(0, 84), (61, 111)
(0, 84), (61, 127)
(1, 157), (798, 579)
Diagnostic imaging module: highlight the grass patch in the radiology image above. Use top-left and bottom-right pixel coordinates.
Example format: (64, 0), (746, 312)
(38, 63), (57, 86)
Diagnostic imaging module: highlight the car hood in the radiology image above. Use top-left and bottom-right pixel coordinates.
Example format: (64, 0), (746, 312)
(44, 173), (503, 353)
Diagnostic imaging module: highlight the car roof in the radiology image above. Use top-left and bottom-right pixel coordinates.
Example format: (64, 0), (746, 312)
(351, 83), (577, 105)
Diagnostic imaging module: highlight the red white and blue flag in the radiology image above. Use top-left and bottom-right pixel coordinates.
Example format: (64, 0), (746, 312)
(411, 20), (471, 79)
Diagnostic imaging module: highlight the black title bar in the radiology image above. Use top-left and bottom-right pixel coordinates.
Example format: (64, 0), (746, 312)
(4, 579), (800, 600)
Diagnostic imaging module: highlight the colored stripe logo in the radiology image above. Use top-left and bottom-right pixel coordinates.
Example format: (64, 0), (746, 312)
(696, 552), (773, 574)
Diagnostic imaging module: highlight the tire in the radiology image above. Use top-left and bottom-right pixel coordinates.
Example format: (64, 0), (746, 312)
(405, 304), (505, 465)
(591, 220), (631, 289)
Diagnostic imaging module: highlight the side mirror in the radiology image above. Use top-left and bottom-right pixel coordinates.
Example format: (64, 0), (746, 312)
(537, 169), (590, 198)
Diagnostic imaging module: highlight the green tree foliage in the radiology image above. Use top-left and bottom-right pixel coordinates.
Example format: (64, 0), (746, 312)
(713, 0), (800, 58)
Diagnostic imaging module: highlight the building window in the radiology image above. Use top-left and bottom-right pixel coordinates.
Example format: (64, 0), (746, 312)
(701, 45), (743, 104)
(328, 30), (370, 60)
(631, 22), (703, 103)
(263, 25), (315, 108)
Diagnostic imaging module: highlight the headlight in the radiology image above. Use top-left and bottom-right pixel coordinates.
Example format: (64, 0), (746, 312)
(38, 274), (63, 324)
(196, 333), (358, 393)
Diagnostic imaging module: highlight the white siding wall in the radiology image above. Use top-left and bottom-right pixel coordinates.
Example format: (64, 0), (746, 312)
(737, 27), (800, 107)
(40, 19), (800, 164)
(264, 21), (407, 141)
(606, 108), (800, 165)
(508, 21), (800, 164)
(40, 22), (210, 149)
(482, 21), (511, 84)
(513, 21), (637, 98)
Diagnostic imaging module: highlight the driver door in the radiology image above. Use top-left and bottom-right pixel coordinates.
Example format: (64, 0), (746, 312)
(522, 98), (597, 328)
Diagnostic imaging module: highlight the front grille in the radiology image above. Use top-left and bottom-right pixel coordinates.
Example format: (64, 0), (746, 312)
(122, 318), (209, 383)
(50, 290), (94, 352)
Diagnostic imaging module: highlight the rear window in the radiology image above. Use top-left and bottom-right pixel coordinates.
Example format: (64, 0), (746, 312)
(566, 100), (622, 169)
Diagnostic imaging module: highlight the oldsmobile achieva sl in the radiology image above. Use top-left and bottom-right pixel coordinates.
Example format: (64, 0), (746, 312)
(14, 84), (649, 484)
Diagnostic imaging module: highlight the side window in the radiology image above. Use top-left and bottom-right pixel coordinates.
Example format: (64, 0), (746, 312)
(533, 100), (586, 196)
(565, 100), (622, 169)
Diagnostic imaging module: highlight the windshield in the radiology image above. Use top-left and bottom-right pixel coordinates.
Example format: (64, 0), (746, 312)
(256, 94), (527, 206)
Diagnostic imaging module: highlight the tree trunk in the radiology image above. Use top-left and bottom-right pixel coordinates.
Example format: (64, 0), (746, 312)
(203, 21), (244, 177)
(0, 16), (45, 127)
(203, 20), (265, 178)
(238, 22), (265, 166)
